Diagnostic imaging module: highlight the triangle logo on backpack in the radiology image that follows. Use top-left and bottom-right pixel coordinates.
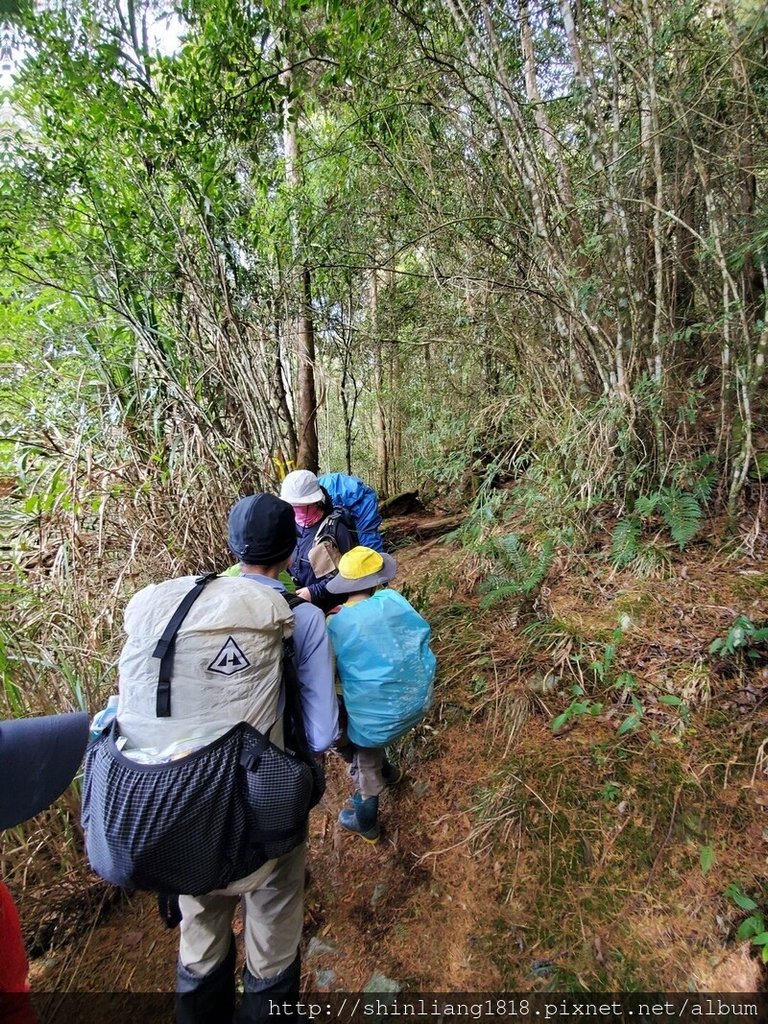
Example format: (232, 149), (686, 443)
(207, 636), (251, 676)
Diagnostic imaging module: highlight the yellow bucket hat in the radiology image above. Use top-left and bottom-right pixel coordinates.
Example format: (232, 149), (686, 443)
(325, 546), (397, 594)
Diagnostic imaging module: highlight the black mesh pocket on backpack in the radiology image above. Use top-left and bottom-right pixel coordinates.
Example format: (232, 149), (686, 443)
(82, 722), (255, 896)
(82, 721), (325, 896)
(238, 728), (325, 862)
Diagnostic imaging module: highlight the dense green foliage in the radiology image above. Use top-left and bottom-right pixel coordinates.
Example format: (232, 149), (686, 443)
(5, 0), (767, 513)
(3, 0), (767, 669)
(1, 5), (766, 984)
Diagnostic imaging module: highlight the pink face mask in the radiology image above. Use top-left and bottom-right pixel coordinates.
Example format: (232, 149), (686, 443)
(293, 503), (324, 528)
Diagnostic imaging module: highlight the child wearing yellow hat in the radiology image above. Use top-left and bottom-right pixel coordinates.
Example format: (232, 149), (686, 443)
(326, 547), (436, 842)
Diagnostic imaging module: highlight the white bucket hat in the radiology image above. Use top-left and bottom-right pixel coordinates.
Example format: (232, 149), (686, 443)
(280, 470), (325, 505)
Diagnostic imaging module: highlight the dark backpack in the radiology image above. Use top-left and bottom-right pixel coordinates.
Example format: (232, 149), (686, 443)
(81, 575), (323, 897)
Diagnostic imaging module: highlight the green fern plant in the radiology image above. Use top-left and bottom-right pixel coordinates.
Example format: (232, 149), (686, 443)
(672, 454), (716, 505)
(610, 485), (703, 572)
(659, 488), (702, 547)
(610, 517), (642, 568)
(478, 533), (555, 609)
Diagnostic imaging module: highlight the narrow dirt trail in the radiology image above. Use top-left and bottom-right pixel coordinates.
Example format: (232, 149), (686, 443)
(23, 515), (768, 996)
(28, 527), (496, 994)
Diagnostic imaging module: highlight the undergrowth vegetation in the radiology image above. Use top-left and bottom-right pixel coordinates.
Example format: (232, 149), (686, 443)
(406, 467), (768, 990)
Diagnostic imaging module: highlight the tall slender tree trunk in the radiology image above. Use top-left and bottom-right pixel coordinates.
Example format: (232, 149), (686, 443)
(282, 60), (319, 473)
(296, 267), (319, 472)
(384, 264), (401, 493)
(272, 318), (298, 462)
(371, 270), (389, 496)
(389, 337), (402, 493)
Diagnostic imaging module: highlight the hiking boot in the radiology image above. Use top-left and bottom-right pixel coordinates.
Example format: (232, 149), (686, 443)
(176, 934), (236, 1024)
(338, 795), (380, 843)
(241, 953), (301, 1023)
(381, 760), (405, 787)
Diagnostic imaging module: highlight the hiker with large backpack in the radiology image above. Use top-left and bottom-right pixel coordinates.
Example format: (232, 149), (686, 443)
(82, 494), (338, 1024)
(325, 547), (437, 843)
(279, 469), (358, 612)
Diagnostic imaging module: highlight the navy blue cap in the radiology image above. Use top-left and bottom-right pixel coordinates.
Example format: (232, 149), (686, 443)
(228, 493), (297, 565)
(0, 713), (89, 829)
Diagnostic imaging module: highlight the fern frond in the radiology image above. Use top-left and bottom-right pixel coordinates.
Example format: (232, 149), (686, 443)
(492, 533), (529, 574)
(660, 489), (701, 548)
(478, 573), (516, 595)
(611, 516), (641, 568)
(691, 472), (715, 504)
(530, 538), (555, 590)
(478, 535), (554, 602)
(634, 494), (660, 518)
(479, 581), (526, 609)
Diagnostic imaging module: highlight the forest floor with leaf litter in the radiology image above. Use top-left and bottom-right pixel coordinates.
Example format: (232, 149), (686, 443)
(20, 510), (768, 995)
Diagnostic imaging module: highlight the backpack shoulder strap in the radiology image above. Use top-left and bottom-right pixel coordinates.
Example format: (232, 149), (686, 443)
(315, 507), (357, 547)
(152, 572), (219, 718)
(314, 508), (341, 545)
(281, 593), (314, 760)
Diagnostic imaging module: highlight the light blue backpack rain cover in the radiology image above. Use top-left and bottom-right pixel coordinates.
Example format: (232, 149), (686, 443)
(327, 589), (436, 748)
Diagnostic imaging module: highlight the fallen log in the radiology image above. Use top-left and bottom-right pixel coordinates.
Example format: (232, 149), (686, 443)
(382, 513), (465, 546)
(379, 490), (423, 517)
